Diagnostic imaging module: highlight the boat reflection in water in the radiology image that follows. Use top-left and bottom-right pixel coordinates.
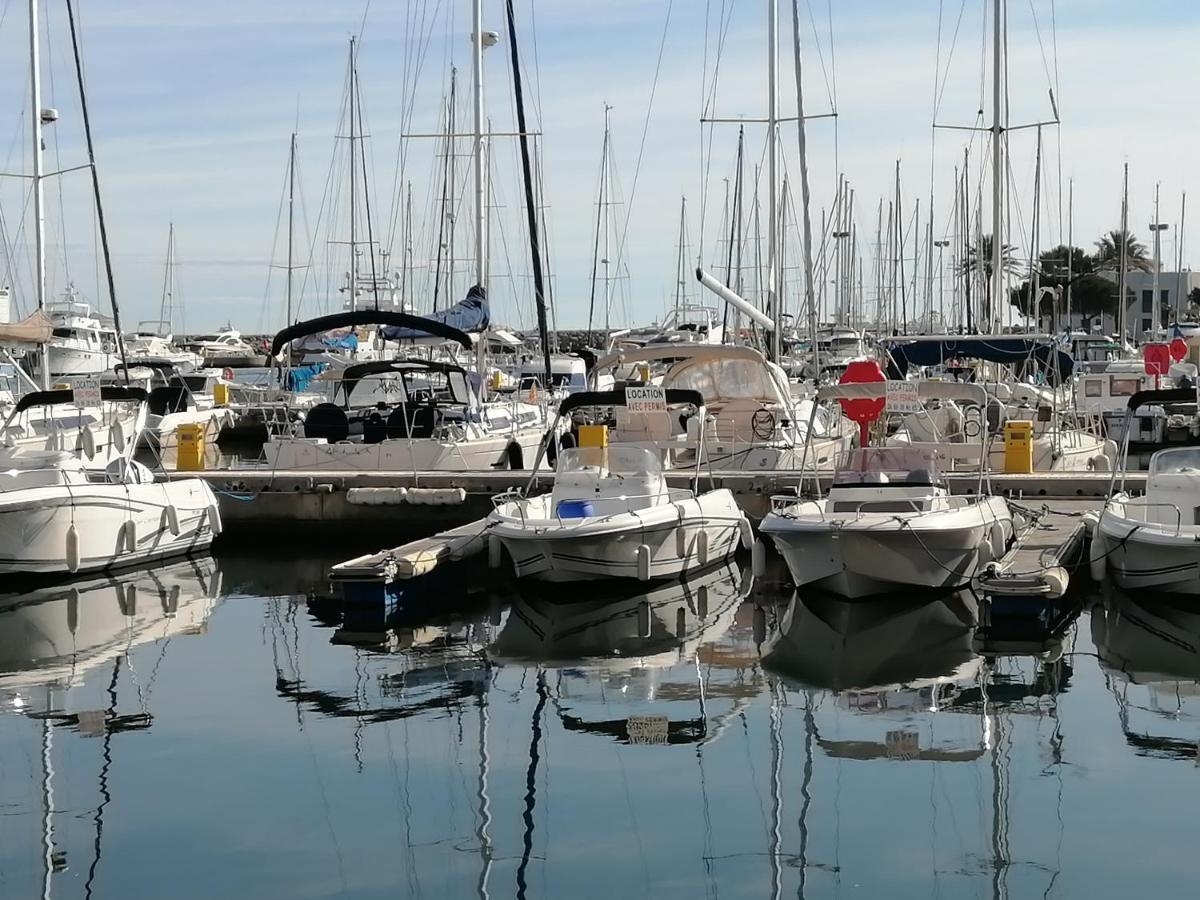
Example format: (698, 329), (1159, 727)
(0, 558), (220, 900)
(1092, 586), (1200, 760)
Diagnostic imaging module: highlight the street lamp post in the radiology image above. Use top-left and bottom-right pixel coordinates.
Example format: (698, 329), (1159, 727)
(934, 239), (950, 332)
(832, 230), (850, 324)
(1150, 221), (1169, 340)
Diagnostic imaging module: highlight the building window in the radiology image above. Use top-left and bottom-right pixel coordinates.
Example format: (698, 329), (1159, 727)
(1142, 290), (1153, 312)
(1142, 317), (1153, 332)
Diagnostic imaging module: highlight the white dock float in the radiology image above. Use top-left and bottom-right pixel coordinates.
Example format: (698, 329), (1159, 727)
(329, 518), (491, 584)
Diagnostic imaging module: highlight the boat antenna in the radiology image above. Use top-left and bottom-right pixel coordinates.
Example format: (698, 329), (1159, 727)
(503, 0), (552, 390)
(66, 0), (130, 383)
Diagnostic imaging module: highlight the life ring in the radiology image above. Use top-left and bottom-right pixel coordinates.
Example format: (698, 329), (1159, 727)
(751, 408), (776, 440)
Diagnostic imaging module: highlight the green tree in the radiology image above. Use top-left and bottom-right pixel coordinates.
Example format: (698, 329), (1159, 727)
(1094, 229), (1153, 272)
(1008, 244), (1125, 327)
(958, 235), (1026, 325)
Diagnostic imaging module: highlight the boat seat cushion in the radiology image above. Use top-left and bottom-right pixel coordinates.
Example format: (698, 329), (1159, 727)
(304, 403), (350, 443)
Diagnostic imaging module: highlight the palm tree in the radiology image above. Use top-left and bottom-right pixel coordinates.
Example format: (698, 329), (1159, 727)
(957, 235), (1025, 326)
(1094, 229), (1153, 272)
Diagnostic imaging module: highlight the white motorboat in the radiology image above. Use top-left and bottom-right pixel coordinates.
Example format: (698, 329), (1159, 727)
(1091, 388), (1200, 595)
(488, 388), (752, 583)
(182, 325), (266, 368)
(0, 386), (221, 576)
(761, 381), (1015, 599)
(28, 289), (118, 377)
(261, 310), (550, 471)
(125, 320), (205, 369)
(114, 361), (237, 449)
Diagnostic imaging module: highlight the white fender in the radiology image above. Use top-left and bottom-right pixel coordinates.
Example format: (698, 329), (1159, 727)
(166, 504), (181, 536)
(65, 523), (80, 573)
(988, 521), (1007, 563)
(121, 519), (138, 553)
(1089, 528), (1108, 582)
(738, 517), (754, 551)
(80, 424), (96, 460)
(636, 544), (652, 581)
(752, 538), (768, 577)
(207, 503), (224, 537)
(1042, 566), (1068, 599)
(695, 530), (709, 567)
(112, 420), (126, 453)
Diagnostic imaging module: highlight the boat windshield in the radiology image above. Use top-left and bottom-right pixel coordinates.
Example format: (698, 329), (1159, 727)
(558, 445), (661, 477)
(832, 447), (946, 487)
(1148, 447), (1200, 476)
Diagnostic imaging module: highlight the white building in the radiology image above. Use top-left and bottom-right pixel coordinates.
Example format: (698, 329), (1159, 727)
(1094, 269), (1200, 340)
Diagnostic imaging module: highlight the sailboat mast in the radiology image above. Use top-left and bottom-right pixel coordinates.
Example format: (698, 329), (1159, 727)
(1118, 163), (1129, 341)
(348, 37), (358, 313)
(989, 0), (1004, 332)
(29, 0), (49, 388)
(674, 196), (687, 315)
(766, 0), (781, 361)
(472, 0), (487, 289)
(286, 134), (296, 324)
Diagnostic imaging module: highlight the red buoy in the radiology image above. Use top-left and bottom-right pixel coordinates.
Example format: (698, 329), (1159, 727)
(838, 359), (886, 446)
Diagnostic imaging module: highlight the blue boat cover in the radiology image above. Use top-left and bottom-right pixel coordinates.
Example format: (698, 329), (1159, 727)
(285, 362), (328, 393)
(380, 284), (489, 341)
(883, 336), (1074, 384)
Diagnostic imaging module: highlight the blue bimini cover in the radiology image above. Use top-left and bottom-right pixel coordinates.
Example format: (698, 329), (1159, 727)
(380, 284), (490, 341)
(883, 336), (1074, 385)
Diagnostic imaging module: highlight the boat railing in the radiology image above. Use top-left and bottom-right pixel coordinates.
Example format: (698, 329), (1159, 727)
(1119, 498), (1184, 533)
(493, 486), (690, 525)
(768, 493), (973, 521)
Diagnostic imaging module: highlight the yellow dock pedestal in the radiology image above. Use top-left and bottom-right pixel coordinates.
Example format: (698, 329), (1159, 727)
(176, 423), (206, 471)
(1003, 420), (1034, 474)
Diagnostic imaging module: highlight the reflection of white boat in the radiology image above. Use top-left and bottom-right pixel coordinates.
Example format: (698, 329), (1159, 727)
(762, 592), (979, 692)
(763, 396), (1014, 598)
(490, 391), (750, 582)
(491, 559), (750, 669)
(0, 557), (221, 697)
(1092, 588), (1200, 759)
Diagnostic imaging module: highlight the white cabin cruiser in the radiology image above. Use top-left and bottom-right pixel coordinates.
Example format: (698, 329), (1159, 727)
(1091, 388), (1200, 595)
(29, 290), (118, 377)
(0, 386), (221, 576)
(182, 326), (265, 368)
(761, 381), (1015, 599)
(261, 310), (549, 471)
(592, 344), (855, 471)
(125, 320), (205, 369)
(488, 388), (752, 583)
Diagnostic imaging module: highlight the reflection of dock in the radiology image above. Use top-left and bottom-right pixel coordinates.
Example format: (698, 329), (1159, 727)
(976, 500), (1091, 602)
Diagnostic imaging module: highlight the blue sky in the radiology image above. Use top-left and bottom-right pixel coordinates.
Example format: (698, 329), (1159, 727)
(0, 0), (1197, 332)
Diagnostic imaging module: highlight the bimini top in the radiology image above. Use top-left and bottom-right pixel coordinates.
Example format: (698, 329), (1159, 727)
(12, 385), (148, 414)
(816, 380), (988, 408)
(883, 335), (1074, 384)
(271, 310), (472, 357)
(338, 359), (469, 400)
(1125, 387), (1197, 411)
(558, 387), (704, 416)
(593, 342), (765, 374)
(379, 284), (489, 342)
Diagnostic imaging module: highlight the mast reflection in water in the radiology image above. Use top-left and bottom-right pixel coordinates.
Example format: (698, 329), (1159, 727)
(0, 554), (1198, 899)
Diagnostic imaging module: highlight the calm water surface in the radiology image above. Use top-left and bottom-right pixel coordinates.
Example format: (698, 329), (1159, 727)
(1, 550), (1197, 899)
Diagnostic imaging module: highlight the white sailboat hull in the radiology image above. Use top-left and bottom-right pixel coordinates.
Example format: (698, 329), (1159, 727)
(0, 478), (221, 576)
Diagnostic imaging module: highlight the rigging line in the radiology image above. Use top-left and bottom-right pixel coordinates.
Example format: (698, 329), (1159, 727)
(697, 0), (739, 253)
(610, 0), (675, 291)
(933, 0), (972, 117)
(1024, 0), (1056, 100)
(803, 0), (834, 113)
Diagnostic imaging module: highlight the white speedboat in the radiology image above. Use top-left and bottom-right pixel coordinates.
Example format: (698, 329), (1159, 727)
(1092, 388), (1200, 595)
(261, 310), (549, 471)
(761, 381), (1014, 599)
(125, 320), (205, 369)
(488, 389), (752, 582)
(182, 325), (265, 368)
(0, 386), (221, 576)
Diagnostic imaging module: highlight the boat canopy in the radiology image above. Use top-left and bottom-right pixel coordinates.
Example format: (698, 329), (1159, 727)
(0, 311), (54, 345)
(271, 310), (472, 356)
(379, 284), (489, 342)
(593, 342), (765, 373)
(1124, 387), (1197, 411)
(558, 387), (704, 416)
(338, 359), (477, 407)
(12, 385), (148, 414)
(816, 379), (988, 408)
(883, 336), (1074, 383)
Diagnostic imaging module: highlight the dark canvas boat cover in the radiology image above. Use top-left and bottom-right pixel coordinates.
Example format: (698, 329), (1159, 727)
(883, 336), (1074, 384)
(379, 285), (489, 342)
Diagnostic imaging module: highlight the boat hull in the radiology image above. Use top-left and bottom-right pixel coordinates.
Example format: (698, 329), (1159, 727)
(761, 498), (1012, 600)
(261, 428), (547, 471)
(1096, 507), (1200, 595)
(490, 490), (749, 583)
(0, 478), (221, 576)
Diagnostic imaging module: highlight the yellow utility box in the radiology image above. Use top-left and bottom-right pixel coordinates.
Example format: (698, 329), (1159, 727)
(213, 382), (231, 407)
(176, 423), (206, 471)
(1003, 420), (1034, 474)
(577, 424), (609, 449)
